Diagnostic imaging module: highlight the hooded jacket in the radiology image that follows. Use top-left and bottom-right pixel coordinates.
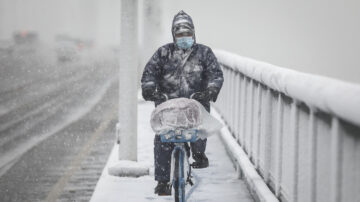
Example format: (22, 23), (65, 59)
(141, 11), (224, 111)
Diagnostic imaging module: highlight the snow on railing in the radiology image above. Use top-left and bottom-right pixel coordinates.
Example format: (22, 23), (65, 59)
(213, 50), (360, 202)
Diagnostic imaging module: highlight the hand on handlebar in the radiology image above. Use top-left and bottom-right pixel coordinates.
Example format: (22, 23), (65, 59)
(152, 92), (168, 103)
(142, 87), (168, 103)
(190, 87), (218, 103)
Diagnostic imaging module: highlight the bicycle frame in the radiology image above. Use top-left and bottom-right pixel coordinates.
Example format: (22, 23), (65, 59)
(159, 129), (198, 202)
(172, 145), (186, 202)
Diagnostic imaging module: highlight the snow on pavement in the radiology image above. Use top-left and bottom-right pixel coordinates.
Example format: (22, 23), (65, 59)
(91, 101), (254, 202)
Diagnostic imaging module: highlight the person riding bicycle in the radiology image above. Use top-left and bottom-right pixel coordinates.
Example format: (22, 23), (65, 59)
(141, 10), (224, 196)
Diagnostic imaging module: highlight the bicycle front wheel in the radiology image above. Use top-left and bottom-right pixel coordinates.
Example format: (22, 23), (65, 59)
(174, 149), (185, 202)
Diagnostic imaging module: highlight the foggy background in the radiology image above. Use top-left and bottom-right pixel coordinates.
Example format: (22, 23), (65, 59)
(1, 0), (359, 83)
(0, 0), (120, 46)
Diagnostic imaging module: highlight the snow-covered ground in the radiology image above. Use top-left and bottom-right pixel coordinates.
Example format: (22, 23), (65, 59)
(90, 101), (254, 202)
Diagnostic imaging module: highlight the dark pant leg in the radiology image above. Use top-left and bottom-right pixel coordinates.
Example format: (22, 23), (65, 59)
(190, 103), (209, 159)
(190, 138), (207, 158)
(154, 135), (174, 182)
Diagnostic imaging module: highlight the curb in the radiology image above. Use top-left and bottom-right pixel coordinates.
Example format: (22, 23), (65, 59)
(211, 108), (279, 202)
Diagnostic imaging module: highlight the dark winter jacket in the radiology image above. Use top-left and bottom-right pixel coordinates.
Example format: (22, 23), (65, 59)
(141, 11), (224, 111)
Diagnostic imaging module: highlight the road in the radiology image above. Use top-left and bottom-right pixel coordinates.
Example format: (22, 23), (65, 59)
(0, 44), (119, 202)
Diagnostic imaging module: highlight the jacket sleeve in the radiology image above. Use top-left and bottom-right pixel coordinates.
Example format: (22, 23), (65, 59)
(141, 47), (164, 101)
(203, 48), (224, 102)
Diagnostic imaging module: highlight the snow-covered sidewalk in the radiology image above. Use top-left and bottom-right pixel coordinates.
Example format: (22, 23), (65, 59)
(90, 101), (254, 202)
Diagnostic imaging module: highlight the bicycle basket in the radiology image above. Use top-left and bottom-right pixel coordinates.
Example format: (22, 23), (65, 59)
(150, 98), (202, 133)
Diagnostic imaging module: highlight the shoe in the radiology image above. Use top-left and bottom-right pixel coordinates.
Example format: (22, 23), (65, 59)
(154, 181), (171, 196)
(191, 153), (209, 169)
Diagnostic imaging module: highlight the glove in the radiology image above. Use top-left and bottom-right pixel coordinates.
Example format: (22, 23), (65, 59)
(152, 92), (168, 103)
(142, 87), (168, 103)
(191, 87), (218, 103)
(142, 87), (156, 101)
(207, 87), (219, 102)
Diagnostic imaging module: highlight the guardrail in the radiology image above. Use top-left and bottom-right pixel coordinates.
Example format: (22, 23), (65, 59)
(213, 50), (360, 202)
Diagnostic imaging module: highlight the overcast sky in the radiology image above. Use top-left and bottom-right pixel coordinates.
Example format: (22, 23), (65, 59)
(0, 0), (359, 83)
(162, 0), (360, 83)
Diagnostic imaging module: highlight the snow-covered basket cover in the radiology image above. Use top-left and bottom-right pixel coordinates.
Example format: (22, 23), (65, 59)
(150, 98), (223, 139)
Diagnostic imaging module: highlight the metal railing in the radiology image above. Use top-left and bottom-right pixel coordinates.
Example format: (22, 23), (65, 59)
(213, 50), (360, 202)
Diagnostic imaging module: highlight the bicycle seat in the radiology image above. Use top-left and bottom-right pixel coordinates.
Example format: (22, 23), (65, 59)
(159, 129), (198, 143)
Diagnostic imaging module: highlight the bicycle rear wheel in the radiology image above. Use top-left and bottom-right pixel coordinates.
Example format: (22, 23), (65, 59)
(174, 149), (185, 202)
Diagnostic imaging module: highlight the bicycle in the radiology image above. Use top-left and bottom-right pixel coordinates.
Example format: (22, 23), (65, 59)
(159, 128), (198, 202)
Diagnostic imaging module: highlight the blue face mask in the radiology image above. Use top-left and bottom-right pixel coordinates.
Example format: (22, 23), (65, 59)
(176, 37), (194, 50)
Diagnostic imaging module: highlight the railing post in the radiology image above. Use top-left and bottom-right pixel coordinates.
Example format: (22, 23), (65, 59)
(231, 71), (237, 137)
(308, 107), (317, 202)
(291, 100), (300, 202)
(240, 75), (247, 147)
(224, 68), (230, 123)
(274, 93), (284, 197)
(330, 117), (342, 202)
(253, 82), (262, 169)
(249, 80), (255, 159)
(260, 86), (272, 182)
(245, 79), (254, 154)
(234, 72), (241, 142)
(229, 70), (236, 134)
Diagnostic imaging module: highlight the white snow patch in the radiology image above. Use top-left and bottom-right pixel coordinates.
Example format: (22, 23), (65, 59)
(108, 160), (149, 177)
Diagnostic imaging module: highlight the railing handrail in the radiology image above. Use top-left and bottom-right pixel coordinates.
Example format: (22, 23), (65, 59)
(214, 49), (360, 127)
